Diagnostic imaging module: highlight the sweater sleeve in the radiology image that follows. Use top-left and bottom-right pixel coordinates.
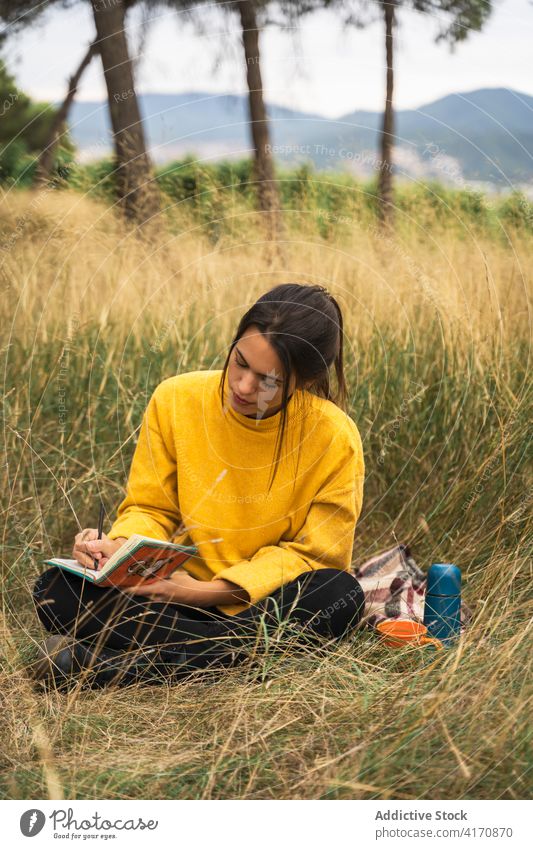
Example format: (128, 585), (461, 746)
(212, 431), (364, 606)
(107, 384), (181, 542)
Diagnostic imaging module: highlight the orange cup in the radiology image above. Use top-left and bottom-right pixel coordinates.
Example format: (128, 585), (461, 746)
(376, 618), (443, 650)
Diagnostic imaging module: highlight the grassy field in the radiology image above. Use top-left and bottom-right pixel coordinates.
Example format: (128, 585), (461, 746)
(0, 180), (531, 800)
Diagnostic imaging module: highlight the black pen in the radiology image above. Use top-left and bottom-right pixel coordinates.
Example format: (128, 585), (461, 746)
(93, 500), (105, 570)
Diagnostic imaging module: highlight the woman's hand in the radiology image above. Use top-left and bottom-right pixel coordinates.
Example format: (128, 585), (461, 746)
(125, 570), (250, 607)
(72, 529), (127, 570)
(125, 570), (203, 605)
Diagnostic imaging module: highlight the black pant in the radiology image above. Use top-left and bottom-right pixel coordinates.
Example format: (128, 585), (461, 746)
(32, 567), (366, 674)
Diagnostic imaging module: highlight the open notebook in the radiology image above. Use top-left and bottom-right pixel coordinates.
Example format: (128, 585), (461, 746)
(44, 534), (199, 587)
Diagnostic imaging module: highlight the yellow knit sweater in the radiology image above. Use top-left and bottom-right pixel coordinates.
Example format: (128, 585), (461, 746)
(108, 369), (365, 615)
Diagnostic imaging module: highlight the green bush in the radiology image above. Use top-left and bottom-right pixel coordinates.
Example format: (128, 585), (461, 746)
(0, 59), (75, 186)
(497, 191), (533, 233)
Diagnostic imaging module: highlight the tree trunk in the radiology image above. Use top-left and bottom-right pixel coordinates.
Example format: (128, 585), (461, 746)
(378, 0), (395, 228)
(236, 0), (283, 246)
(34, 41), (98, 186)
(90, 0), (159, 223)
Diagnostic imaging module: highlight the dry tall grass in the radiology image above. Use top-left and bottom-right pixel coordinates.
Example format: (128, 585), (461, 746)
(1, 188), (531, 799)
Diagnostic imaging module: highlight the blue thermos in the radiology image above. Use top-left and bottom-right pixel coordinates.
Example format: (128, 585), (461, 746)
(423, 563), (462, 647)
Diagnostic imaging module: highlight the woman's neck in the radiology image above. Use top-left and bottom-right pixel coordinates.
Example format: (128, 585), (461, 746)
(242, 393), (294, 419)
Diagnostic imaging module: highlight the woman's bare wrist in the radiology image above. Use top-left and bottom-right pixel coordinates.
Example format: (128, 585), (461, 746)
(208, 579), (250, 606)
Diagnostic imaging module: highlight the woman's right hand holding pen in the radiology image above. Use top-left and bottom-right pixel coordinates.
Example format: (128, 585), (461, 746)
(72, 530), (127, 570)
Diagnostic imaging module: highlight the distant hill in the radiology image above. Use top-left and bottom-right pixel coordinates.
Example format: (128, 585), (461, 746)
(68, 88), (533, 191)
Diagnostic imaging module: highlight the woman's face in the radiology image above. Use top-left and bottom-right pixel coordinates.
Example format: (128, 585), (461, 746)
(227, 325), (298, 419)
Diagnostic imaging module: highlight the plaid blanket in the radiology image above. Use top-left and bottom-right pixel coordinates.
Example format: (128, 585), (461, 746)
(350, 544), (473, 633)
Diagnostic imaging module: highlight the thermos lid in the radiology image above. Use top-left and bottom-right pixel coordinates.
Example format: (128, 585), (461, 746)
(427, 563), (461, 595)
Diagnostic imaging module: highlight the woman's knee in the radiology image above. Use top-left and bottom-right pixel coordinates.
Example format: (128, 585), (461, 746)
(32, 567), (84, 633)
(32, 567), (57, 603)
(297, 568), (366, 638)
(32, 568), (63, 631)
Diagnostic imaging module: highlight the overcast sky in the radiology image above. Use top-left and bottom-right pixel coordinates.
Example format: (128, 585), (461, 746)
(2, 0), (532, 117)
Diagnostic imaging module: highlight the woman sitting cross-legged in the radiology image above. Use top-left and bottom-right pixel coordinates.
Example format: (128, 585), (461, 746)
(29, 283), (366, 689)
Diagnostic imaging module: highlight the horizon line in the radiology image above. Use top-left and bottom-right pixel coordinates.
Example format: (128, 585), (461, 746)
(63, 85), (533, 122)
